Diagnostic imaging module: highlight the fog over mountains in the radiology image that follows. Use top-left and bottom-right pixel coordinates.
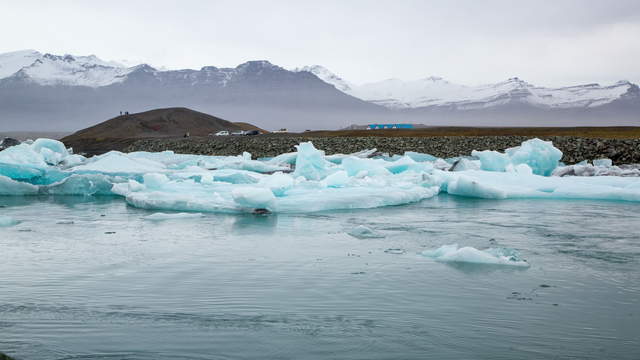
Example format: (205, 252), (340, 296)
(1, 50), (638, 132)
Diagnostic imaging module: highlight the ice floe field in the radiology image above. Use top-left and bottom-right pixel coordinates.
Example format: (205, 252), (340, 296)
(1, 138), (639, 359)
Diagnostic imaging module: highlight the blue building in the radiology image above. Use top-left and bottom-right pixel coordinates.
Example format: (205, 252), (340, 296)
(367, 123), (414, 130)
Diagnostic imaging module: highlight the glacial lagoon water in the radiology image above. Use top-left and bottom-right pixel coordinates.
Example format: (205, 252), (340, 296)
(1, 195), (639, 360)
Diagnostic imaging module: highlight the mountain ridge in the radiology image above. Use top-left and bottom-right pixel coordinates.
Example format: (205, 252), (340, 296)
(296, 65), (639, 111)
(0, 49), (638, 131)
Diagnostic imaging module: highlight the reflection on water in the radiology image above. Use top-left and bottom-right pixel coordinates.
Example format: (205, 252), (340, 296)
(0, 195), (639, 360)
(232, 213), (278, 234)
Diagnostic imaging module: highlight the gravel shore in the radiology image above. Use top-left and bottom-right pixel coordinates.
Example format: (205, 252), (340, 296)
(123, 135), (640, 164)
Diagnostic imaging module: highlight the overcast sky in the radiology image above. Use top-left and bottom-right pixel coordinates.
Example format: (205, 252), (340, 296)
(1, 0), (639, 86)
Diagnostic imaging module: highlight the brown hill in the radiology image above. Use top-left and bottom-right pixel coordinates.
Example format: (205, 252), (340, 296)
(64, 107), (243, 141)
(62, 107), (263, 155)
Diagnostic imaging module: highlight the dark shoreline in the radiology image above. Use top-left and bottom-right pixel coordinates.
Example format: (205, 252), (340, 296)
(122, 135), (640, 164)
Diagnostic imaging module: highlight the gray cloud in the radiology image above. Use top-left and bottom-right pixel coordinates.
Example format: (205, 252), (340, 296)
(1, 0), (639, 86)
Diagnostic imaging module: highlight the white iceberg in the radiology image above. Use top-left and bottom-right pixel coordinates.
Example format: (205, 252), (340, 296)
(422, 244), (530, 267)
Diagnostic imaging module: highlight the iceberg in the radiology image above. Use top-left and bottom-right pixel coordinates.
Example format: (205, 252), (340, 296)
(593, 158), (613, 167)
(232, 187), (276, 210)
(0, 175), (39, 195)
(0, 137), (639, 212)
(473, 138), (562, 176)
(553, 162), (640, 177)
(422, 244), (530, 267)
(292, 142), (331, 180)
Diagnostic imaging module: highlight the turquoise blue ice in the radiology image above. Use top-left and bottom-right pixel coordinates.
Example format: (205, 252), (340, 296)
(1, 138), (639, 212)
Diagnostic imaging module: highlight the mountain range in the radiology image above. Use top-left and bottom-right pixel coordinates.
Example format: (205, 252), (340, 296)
(1, 50), (638, 131)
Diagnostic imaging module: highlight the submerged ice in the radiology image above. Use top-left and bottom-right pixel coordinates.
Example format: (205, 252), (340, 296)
(0, 137), (639, 213)
(0, 215), (19, 227)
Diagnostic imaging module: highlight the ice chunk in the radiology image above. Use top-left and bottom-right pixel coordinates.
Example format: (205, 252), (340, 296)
(232, 187), (276, 210)
(326, 148), (377, 164)
(60, 154), (87, 167)
(347, 225), (385, 239)
(323, 170), (349, 188)
(0, 175), (39, 195)
(450, 158), (481, 172)
(46, 174), (120, 196)
(342, 157), (390, 177)
(384, 156), (433, 174)
(31, 138), (70, 165)
(0, 162), (45, 180)
(472, 150), (511, 172)
(0, 215), (19, 227)
(258, 172), (294, 196)
(441, 170), (640, 201)
(292, 142), (331, 180)
(72, 152), (165, 173)
(593, 158), (613, 167)
(472, 139), (562, 176)
(446, 175), (507, 199)
(0, 143), (48, 168)
(31, 138), (68, 157)
(404, 151), (437, 162)
(422, 244), (529, 267)
(275, 181), (440, 213)
(506, 138), (562, 176)
(267, 151), (298, 165)
(143, 173), (170, 189)
(144, 212), (204, 221)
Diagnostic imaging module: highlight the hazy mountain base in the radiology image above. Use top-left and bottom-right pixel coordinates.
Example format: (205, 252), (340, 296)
(0, 69), (385, 132)
(1, 63), (639, 132)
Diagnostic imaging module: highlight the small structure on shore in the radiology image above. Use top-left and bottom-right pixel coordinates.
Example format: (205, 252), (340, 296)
(367, 124), (414, 130)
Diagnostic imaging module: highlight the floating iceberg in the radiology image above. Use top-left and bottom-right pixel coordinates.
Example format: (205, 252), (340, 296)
(553, 162), (640, 177)
(292, 142), (331, 180)
(0, 137), (639, 213)
(422, 244), (530, 267)
(473, 138), (562, 176)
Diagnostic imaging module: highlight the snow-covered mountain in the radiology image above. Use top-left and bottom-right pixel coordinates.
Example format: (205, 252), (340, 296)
(295, 65), (639, 111)
(0, 49), (638, 131)
(0, 50), (383, 131)
(0, 50), (132, 87)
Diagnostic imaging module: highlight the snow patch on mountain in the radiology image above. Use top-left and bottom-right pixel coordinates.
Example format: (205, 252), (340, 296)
(294, 65), (354, 92)
(349, 76), (469, 109)
(0, 49), (42, 79)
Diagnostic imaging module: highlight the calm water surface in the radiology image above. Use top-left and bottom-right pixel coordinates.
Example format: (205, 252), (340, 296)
(1, 195), (639, 359)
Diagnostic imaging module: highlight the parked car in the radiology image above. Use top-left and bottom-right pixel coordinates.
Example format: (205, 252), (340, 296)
(244, 130), (260, 136)
(213, 130), (229, 136)
(231, 130), (245, 136)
